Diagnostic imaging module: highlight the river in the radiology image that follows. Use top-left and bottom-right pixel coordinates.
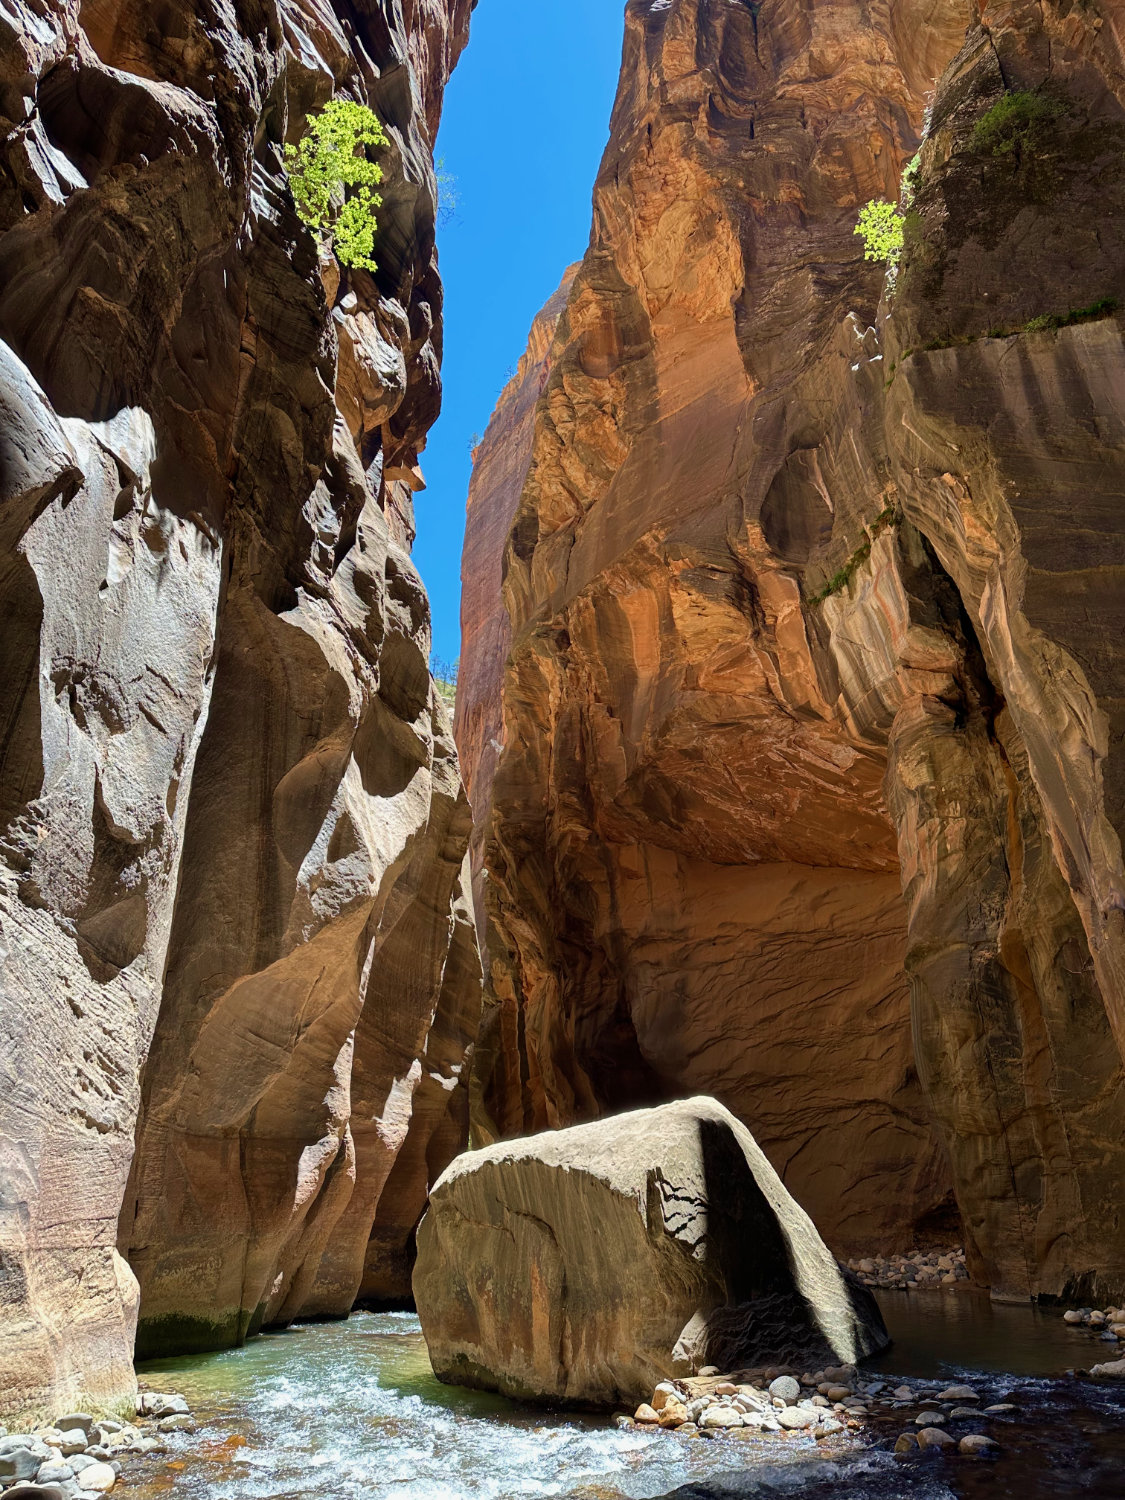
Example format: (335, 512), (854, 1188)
(129, 1292), (1125, 1500)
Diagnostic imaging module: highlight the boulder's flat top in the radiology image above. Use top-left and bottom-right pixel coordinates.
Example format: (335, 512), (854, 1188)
(440, 1096), (778, 1195)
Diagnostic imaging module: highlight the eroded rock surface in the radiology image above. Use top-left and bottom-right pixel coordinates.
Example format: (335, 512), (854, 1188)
(0, 0), (478, 1422)
(459, 0), (1125, 1299)
(413, 1097), (888, 1406)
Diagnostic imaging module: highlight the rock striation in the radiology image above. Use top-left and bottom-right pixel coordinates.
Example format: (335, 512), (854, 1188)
(454, 268), (577, 937)
(413, 1096), (888, 1406)
(459, 0), (1125, 1301)
(0, 0), (479, 1423)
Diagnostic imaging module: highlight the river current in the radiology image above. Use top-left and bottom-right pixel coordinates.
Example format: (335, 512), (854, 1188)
(130, 1293), (1125, 1500)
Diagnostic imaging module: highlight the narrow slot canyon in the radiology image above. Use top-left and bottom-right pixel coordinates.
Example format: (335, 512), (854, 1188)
(1, 1), (1125, 1498)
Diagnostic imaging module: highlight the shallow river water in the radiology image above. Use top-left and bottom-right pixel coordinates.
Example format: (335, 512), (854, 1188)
(129, 1293), (1125, 1500)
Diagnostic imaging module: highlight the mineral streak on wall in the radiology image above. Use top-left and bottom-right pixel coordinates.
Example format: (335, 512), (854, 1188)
(0, 0), (480, 1423)
(457, 0), (1125, 1302)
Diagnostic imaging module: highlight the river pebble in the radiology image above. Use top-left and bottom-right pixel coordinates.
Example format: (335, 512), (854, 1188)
(916, 1426), (955, 1449)
(0, 1391), (192, 1500)
(1059, 1304), (1125, 1345)
(960, 1433), (1000, 1455)
(622, 1354), (1037, 1468)
(768, 1376), (800, 1402)
(847, 1245), (970, 1290)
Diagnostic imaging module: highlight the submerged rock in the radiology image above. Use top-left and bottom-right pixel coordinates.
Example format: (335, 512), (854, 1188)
(413, 1097), (888, 1406)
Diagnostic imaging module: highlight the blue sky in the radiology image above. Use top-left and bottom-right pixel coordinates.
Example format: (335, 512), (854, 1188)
(414, 0), (626, 667)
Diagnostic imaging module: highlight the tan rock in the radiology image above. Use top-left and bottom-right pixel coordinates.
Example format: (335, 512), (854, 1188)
(917, 1428), (956, 1450)
(960, 1434), (1000, 1455)
(658, 1403), (689, 1428)
(634, 1404), (659, 1424)
(79, 1464), (117, 1494)
(413, 1097), (888, 1407)
(700, 1407), (744, 1430)
(0, 0), (479, 1422)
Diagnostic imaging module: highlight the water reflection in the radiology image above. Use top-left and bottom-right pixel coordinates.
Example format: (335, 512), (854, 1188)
(869, 1288), (1108, 1378)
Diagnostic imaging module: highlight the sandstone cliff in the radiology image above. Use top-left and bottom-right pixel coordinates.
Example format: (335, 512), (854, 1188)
(0, 0), (478, 1423)
(453, 266), (576, 1116)
(459, 0), (1125, 1301)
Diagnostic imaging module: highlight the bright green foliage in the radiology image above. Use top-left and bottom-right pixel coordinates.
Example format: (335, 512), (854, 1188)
(854, 199), (905, 267)
(971, 90), (1060, 156)
(1024, 297), (1118, 333)
(284, 99), (388, 271)
(901, 152), (922, 206)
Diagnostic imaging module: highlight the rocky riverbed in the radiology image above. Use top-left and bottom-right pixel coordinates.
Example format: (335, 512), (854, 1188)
(4, 1295), (1124, 1500)
(1056, 1302), (1125, 1373)
(10, 1298), (1103, 1500)
(624, 1366), (1012, 1454)
(845, 1249), (971, 1293)
(0, 1392), (195, 1498)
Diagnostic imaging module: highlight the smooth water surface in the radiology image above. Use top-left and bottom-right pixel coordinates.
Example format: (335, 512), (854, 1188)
(869, 1288), (1115, 1378)
(130, 1299), (1125, 1500)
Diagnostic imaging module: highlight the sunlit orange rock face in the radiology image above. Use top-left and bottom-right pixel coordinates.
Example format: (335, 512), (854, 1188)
(455, 269), (579, 944)
(459, 0), (1125, 1299)
(0, 0), (477, 1421)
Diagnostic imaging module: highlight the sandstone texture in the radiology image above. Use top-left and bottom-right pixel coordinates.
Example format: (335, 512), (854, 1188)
(459, 0), (1125, 1300)
(455, 267), (576, 940)
(413, 1096), (888, 1406)
(0, 0), (479, 1423)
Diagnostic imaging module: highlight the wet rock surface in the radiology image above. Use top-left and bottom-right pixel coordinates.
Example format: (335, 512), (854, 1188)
(0, 0), (479, 1423)
(413, 1098), (888, 1405)
(0, 1390), (193, 1498)
(646, 1369), (1125, 1498)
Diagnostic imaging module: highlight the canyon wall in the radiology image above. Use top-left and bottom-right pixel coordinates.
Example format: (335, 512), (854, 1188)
(459, 0), (1125, 1300)
(454, 266), (576, 1104)
(0, 0), (479, 1423)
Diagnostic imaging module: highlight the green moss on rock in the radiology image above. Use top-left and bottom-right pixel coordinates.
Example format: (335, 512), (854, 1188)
(135, 1310), (244, 1361)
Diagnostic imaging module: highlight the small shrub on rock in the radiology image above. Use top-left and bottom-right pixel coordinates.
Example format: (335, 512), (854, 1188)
(284, 98), (388, 271)
(854, 199), (905, 267)
(971, 90), (1061, 157)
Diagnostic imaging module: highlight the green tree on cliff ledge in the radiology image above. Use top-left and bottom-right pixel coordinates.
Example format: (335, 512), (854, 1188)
(854, 198), (905, 266)
(285, 99), (389, 272)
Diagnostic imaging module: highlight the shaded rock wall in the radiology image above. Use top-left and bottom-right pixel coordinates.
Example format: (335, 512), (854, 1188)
(459, 0), (1125, 1299)
(0, 0), (479, 1423)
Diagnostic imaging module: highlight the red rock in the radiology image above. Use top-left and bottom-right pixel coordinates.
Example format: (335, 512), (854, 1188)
(457, 0), (1125, 1299)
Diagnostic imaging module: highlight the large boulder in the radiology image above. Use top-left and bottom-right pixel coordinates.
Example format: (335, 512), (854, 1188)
(413, 1097), (889, 1406)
